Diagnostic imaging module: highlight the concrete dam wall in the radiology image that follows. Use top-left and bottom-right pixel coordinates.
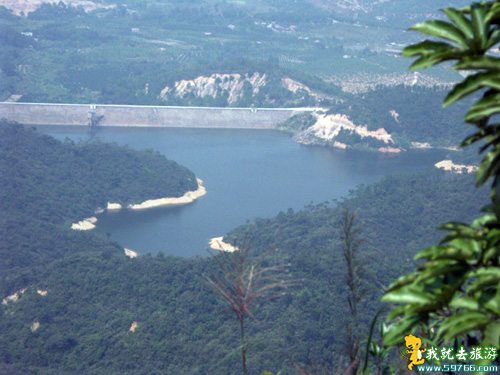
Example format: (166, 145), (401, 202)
(0, 102), (315, 129)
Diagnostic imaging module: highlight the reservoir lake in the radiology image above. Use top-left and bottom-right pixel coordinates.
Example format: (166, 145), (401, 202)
(40, 126), (447, 257)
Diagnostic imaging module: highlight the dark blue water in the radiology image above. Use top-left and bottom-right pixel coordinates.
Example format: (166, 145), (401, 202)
(40, 126), (446, 256)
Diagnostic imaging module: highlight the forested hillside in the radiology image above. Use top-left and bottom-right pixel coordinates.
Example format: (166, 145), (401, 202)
(330, 86), (470, 147)
(0, 125), (487, 373)
(280, 85), (472, 151)
(0, 123), (197, 218)
(0, 123), (197, 292)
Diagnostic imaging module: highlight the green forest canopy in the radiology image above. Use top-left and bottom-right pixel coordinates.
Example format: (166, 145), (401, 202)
(0, 123), (487, 374)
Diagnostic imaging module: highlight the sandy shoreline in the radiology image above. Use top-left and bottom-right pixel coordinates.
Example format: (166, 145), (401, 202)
(411, 142), (460, 151)
(71, 178), (206, 234)
(107, 202), (122, 211)
(128, 178), (206, 210)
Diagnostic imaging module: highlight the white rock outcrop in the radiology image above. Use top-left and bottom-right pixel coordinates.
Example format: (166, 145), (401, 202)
(129, 321), (139, 333)
(160, 72), (325, 105)
(124, 248), (139, 258)
(296, 113), (395, 151)
(435, 160), (478, 174)
(389, 110), (400, 123)
(160, 73), (267, 105)
(2, 288), (27, 305)
(71, 216), (98, 231)
(209, 237), (239, 252)
(31, 321), (40, 332)
(281, 77), (313, 95)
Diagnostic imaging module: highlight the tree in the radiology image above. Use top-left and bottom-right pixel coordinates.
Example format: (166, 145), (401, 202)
(381, 0), (500, 354)
(204, 245), (299, 375)
(340, 209), (364, 374)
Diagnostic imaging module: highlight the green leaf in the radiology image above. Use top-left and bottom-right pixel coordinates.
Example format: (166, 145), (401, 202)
(407, 49), (467, 71)
(443, 7), (474, 40)
(438, 311), (490, 341)
(444, 72), (500, 107)
(486, 29), (500, 50)
(408, 55), (440, 71)
(415, 245), (446, 260)
(483, 246), (500, 263)
(485, 3), (500, 24)
(471, 214), (496, 227)
(432, 247), (474, 262)
(447, 238), (482, 254)
(387, 305), (407, 320)
(461, 130), (486, 147)
(484, 321), (500, 347)
(468, 275), (500, 295)
(484, 292), (500, 316)
(476, 147), (500, 186)
(471, 4), (488, 50)
(385, 273), (418, 291)
(486, 228), (500, 241)
(410, 20), (468, 47)
(383, 317), (421, 346)
(439, 223), (478, 241)
(402, 40), (456, 57)
(474, 268), (500, 278)
(450, 296), (479, 310)
(362, 309), (383, 374)
(454, 56), (500, 71)
(440, 221), (474, 231)
(416, 260), (466, 282)
(466, 93), (500, 123)
(382, 285), (432, 305)
(478, 133), (500, 157)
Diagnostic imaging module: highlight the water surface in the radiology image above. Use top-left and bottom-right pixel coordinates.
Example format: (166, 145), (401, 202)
(40, 126), (446, 256)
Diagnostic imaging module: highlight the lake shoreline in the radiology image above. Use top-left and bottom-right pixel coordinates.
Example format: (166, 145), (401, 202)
(48, 127), (449, 257)
(71, 178), (206, 230)
(128, 178), (206, 210)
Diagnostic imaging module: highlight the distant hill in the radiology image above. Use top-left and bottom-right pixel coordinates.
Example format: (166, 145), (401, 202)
(0, 0), (114, 16)
(0, 0), (463, 105)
